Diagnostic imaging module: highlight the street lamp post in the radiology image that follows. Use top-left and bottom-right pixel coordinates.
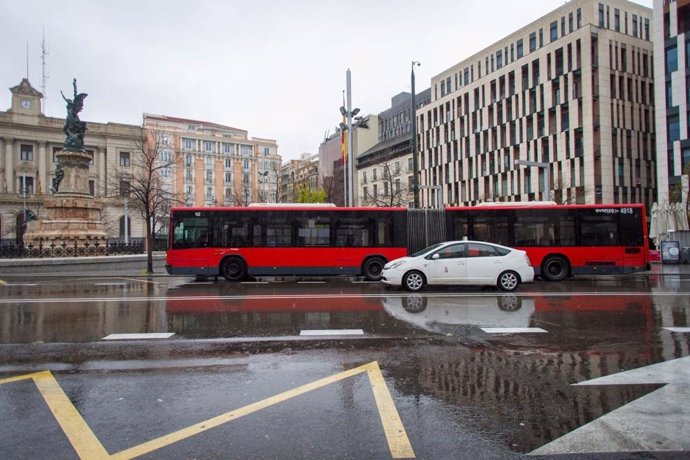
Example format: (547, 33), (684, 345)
(514, 159), (550, 200)
(411, 60), (421, 208)
(341, 70), (360, 207)
(258, 170), (268, 202)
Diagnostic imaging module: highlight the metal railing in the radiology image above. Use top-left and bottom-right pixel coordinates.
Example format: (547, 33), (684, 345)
(0, 239), (167, 259)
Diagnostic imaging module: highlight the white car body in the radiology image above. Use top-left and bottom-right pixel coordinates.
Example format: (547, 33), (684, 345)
(382, 295), (535, 333)
(381, 240), (535, 292)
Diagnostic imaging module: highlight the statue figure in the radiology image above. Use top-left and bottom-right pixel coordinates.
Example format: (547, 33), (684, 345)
(61, 79), (88, 151)
(54, 162), (64, 192)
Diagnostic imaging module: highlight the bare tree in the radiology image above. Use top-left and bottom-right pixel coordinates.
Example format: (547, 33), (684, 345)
(361, 162), (412, 207)
(109, 125), (179, 273)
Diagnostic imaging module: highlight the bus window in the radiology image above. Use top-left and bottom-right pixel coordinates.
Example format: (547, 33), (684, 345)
(172, 216), (209, 249)
(580, 214), (618, 245)
(471, 214), (510, 245)
(264, 218), (292, 247)
(297, 218), (330, 246)
(335, 222), (368, 247)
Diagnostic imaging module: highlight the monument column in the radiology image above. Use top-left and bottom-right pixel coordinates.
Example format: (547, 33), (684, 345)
(37, 141), (47, 194)
(4, 137), (14, 192)
(24, 79), (107, 248)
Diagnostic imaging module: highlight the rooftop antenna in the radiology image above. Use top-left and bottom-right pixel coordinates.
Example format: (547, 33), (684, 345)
(25, 41), (29, 80)
(41, 27), (49, 112)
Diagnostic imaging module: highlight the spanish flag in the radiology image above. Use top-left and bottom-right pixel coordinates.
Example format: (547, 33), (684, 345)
(341, 94), (347, 164)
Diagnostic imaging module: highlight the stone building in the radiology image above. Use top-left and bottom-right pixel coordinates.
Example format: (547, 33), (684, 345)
(0, 78), (145, 243)
(417, 0), (655, 208)
(279, 152), (320, 203)
(143, 114), (280, 207)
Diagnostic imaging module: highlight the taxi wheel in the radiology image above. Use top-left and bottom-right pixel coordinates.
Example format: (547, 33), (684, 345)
(221, 257), (246, 281)
(497, 270), (520, 292)
(403, 271), (426, 292)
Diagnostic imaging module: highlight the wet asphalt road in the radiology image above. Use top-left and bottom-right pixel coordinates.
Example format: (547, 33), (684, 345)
(0, 272), (689, 459)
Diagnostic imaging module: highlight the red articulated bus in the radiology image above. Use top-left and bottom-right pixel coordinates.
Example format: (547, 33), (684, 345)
(166, 202), (649, 282)
(165, 204), (408, 281)
(445, 202), (650, 280)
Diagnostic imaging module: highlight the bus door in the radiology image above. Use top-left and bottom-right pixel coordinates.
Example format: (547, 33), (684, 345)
(171, 211), (212, 266)
(620, 206), (646, 270)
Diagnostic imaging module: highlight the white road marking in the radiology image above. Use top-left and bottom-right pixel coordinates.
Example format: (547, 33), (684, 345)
(481, 327), (547, 333)
(102, 333), (175, 340)
(300, 329), (364, 336)
(664, 327), (690, 333)
(531, 356), (690, 454)
(2, 290), (690, 305)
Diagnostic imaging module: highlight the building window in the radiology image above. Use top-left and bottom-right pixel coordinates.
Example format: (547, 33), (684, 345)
(668, 114), (680, 142)
(204, 141), (213, 152)
(529, 32), (537, 52)
(599, 4), (605, 27)
(550, 21), (558, 41)
(20, 144), (34, 161)
(18, 176), (34, 194)
(119, 180), (130, 197)
(89, 180), (95, 196)
(516, 39), (523, 58)
(614, 8), (620, 32)
(119, 216), (131, 239)
(183, 138), (194, 150)
(666, 44), (678, 73)
(119, 152), (130, 167)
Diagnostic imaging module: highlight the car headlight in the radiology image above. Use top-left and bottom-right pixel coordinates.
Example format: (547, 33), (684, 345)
(386, 260), (406, 270)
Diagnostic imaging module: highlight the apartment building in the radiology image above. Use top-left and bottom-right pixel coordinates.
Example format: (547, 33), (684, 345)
(417, 0), (655, 208)
(0, 78), (145, 242)
(143, 115), (280, 207)
(279, 152), (320, 202)
(357, 89), (431, 207)
(654, 0), (690, 202)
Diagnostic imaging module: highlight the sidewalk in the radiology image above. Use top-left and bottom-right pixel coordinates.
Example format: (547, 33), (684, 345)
(0, 252), (167, 277)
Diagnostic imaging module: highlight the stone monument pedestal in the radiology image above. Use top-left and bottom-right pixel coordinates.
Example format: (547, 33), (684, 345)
(24, 149), (108, 247)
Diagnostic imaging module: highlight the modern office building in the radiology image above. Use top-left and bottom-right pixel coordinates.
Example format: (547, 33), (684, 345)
(0, 78), (146, 243)
(417, 0), (655, 208)
(143, 114), (281, 207)
(653, 0), (690, 202)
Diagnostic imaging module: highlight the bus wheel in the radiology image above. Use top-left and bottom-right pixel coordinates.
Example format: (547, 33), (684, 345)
(403, 271), (426, 292)
(363, 257), (386, 281)
(220, 257), (246, 281)
(497, 271), (520, 292)
(542, 256), (569, 281)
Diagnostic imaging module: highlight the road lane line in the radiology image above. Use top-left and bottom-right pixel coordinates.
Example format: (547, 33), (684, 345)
(365, 361), (416, 459)
(3, 290), (690, 305)
(0, 371), (110, 459)
(111, 361), (414, 459)
(481, 327), (548, 334)
(300, 329), (364, 336)
(102, 333), (175, 340)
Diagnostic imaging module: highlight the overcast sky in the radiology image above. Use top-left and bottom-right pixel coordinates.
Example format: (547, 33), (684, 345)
(2, 0), (652, 161)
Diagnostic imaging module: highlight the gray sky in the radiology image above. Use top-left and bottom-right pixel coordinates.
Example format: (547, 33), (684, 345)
(1, 0), (652, 161)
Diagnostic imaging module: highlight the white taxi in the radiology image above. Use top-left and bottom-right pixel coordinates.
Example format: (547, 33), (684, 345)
(381, 240), (534, 292)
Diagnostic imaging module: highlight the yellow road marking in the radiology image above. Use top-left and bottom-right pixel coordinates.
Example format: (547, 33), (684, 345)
(1, 362), (415, 459)
(0, 371), (110, 459)
(367, 362), (416, 458)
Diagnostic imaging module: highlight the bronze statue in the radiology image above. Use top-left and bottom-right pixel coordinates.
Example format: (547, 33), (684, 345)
(61, 79), (88, 151)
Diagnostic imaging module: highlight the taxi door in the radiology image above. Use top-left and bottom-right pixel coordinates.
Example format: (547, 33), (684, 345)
(427, 243), (468, 284)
